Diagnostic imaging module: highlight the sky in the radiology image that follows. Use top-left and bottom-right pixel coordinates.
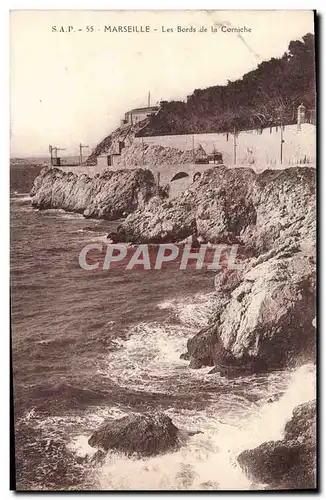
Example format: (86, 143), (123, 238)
(10, 10), (315, 157)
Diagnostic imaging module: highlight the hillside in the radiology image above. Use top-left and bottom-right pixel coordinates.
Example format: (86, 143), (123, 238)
(138, 33), (315, 137)
(86, 118), (149, 165)
(87, 33), (315, 163)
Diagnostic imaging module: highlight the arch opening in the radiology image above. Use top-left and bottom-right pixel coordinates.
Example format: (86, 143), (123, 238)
(170, 172), (189, 182)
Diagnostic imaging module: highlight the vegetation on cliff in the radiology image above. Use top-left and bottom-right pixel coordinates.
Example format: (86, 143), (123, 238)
(137, 33), (315, 136)
(87, 33), (315, 163)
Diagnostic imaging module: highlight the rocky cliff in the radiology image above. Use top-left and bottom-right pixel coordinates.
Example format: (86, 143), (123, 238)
(114, 166), (315, 251)
(115, 142), (208, 167)
(30, 164), (316, 375)
(112, 165), (316, 374)
(86, 118), (149, 165)
(30, 167), (157, 220)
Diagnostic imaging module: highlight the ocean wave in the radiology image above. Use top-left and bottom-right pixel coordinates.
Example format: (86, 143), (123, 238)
(102, 322), (192, 393)
(40, 209), (85, 220)
(11, 193), (31, 202)
(157, 291), (219, 328)
(93, 364), (316, 491)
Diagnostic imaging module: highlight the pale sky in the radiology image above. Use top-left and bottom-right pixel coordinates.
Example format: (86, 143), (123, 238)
(10, 10), (314, 157)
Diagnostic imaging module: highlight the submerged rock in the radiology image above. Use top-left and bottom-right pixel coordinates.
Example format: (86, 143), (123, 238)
(88, 412), (185, 457)
(30, 167), (157, 220)
(237, 400), (316, 489)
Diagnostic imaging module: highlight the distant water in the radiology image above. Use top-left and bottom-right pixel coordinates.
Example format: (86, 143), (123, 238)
(10, 164), (316, 491)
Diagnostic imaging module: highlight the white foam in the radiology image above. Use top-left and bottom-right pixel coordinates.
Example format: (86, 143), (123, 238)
(101, 293), (219, 392)
(67, 435), (98, 458)
(157, 292), (218, 328)
(93, 289), (316, 490)
(12, 194), (31, 202)
(94, 364), (315, 490)
(103, 322), (191, 392)
(26, 286), (315, 491)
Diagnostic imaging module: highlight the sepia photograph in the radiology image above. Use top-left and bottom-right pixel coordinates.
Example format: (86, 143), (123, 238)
(10, 9), (317, 491)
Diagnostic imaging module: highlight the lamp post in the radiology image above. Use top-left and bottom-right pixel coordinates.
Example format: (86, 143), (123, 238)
(276, 108), (284, 165)
(280, 121), (284, 165)
(233, 126), (237, 165)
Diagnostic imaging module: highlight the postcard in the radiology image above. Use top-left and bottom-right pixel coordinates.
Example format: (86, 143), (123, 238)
(10, 9), (316, 491)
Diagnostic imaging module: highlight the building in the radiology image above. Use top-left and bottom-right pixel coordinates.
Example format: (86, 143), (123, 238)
(121, 105), (160, 126)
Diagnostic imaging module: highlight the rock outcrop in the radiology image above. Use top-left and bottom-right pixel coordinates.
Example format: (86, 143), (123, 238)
(88, 412), (184, 457)
(30, 167), (157, 220)
(237, 400), (316, 489)
(115, 142), (208, 167)
(114, 166), (315, 251)
(114, 166), (257, 244)
(185, 252), (316, 373)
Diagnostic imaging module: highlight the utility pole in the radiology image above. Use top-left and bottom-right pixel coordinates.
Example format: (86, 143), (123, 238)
(233, 126), (237, 165)
(148, 91), (151, 108)
(192, 134), (195, 164)
(142, 138), (144, 166)
(49, 145), (53, 166)
(280, 122), (284, 164)
(79, 143), (89, 165)
(276, 105), (285, 165)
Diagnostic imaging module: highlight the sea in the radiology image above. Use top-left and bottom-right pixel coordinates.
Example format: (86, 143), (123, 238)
(10, 163), (316, 491)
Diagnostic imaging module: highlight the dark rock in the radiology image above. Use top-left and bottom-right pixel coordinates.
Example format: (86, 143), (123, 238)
(237, 400), (316, 489)
(90, 449), (107, 465)
(208, 363), (257, 377)
(88, 412), (182, 457)
(107, 231), (122, 243)
(186, 326), (218, 369)
(284, 399), (316, 444)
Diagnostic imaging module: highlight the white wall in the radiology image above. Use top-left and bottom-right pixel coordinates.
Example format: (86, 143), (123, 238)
(134, 123), (316, 167)
(93, 122), (316, 198)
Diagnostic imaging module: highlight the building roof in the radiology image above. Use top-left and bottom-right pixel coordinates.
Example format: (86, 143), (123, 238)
(126, 106), (160, 114)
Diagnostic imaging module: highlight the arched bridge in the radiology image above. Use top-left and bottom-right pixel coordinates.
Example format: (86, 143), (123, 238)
(145, 162), (214, 198)
(96, 154), (221, 198)
(149, 162), (214, 198)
